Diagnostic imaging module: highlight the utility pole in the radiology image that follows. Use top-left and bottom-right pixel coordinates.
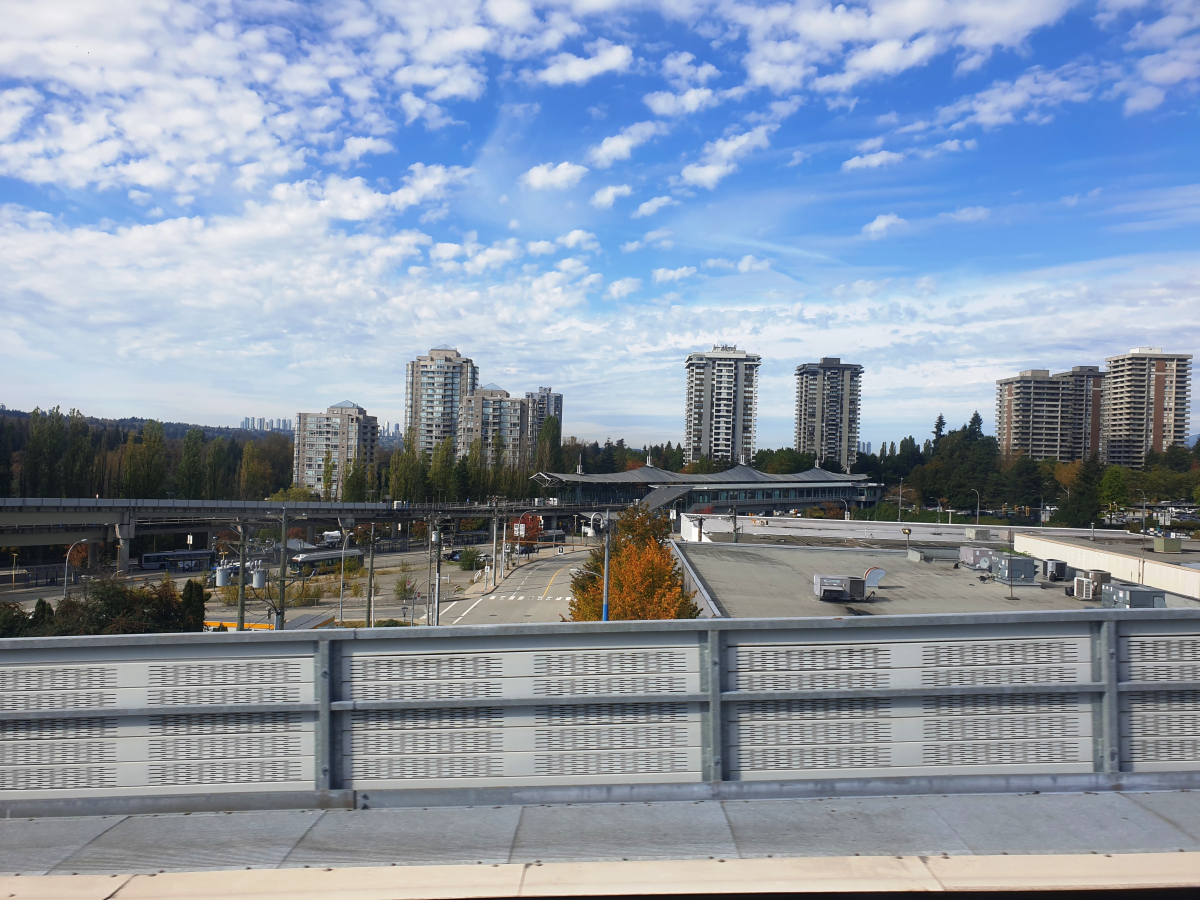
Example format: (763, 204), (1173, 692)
(236, 522), (247, 631)
(490, 503), (498, 590)
(601, 510), (611, 622)
(365, 523), (376, 627)
(732, 502), (738, 543)
(275, 506), (288, 631)
(433, 524), (442, 626)
(897, 478), (904, 523)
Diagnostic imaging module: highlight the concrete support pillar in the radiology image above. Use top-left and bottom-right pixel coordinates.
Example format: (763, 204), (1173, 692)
(306, 525), (315, 544)
(116, 520), (135, 574)
(88, 541), (99, 569)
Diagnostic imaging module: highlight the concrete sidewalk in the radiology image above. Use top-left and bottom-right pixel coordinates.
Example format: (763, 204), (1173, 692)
(5, 790), (1200, 877)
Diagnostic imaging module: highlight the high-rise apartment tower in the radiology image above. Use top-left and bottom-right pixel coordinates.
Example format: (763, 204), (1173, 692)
(683, 345), (760, 465)
(996, 366), (1105, 462)
(794, 358), (863, 472)
(456, 384), (530, 467)
(525, 386), (563, 441)
(1101, 348), (1192, 468)
(404, 346), (479, 457)
(292, 402), (378, 498)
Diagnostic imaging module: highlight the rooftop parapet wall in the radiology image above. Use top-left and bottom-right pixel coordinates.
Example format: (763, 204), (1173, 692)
(1014, 533), (1200, 600)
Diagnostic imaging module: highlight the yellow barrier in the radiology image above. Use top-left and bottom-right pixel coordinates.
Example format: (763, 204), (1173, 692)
(203, 620), (273, 631)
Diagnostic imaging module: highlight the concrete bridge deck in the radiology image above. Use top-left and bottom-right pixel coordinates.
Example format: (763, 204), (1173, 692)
(4, 791), (1200, 895)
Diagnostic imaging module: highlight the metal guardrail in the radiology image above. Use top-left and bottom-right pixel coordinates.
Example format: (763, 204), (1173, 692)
(2, 609), (1200, 816)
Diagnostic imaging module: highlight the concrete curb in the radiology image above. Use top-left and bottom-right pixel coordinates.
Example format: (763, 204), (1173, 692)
(4, 852), (1198, 898)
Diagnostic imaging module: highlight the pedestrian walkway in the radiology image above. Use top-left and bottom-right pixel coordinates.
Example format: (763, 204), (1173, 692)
(6, 790), (1200, 877)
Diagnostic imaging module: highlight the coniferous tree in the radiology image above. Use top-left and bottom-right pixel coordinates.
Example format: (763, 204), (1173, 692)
(177, 429), (205, 500)
(121, 421), (167, 499)
(322, 448), (334, 501)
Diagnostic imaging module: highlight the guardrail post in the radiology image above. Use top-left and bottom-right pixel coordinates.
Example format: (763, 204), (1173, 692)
(315, 639), (332, 790)
(702, 629), (725, 782)
(1101, 619), (1121, 774)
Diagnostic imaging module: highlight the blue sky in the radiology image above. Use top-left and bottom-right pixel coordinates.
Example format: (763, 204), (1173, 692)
(1, 0), (1198, 451)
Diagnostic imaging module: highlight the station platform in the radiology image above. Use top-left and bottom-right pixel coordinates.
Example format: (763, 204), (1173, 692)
(3, 789), (1200, 896)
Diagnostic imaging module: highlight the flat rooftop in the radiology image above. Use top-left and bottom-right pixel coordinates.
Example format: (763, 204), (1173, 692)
(679, 543), (1099, 618)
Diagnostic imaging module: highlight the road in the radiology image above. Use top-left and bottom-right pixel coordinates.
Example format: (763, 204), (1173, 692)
(438, 552), (585, 625)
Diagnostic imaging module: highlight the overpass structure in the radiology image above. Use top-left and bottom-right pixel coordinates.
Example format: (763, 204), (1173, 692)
(2, 608), (1200, 819)
(0, 497), (629, 572)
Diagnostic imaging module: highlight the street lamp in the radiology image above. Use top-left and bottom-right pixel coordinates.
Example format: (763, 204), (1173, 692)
(897, 478), (905, 523)
(971, 489), (981, 525)
(1138, 490), (1148, 557)
(1037, 492), (1044, 527)
(337, 526), (351, 624)
(600, 510), (612, 622)
(63, 539), (87, 600)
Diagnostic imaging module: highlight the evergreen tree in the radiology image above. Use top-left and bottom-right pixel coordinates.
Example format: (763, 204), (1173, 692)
(121, 421), (167, 499)
(1057, 454), (1103, 526)
(967, 411), (984, 441)
(180, 579), (209, 632)
(0, 420), (14, 498)
(428, 437), (456, 501)
(818, 456), (844, 473)
(932, 414), (946, 451)
(534, 416), (563, 473)
(342, 455), (368, 502)
(22, 406), (66, 497)
(389, 428), (428, 503)
(177, 429), (205, 500)
(238, 440), (272, 500)
(322, 448), (334, 501)
(63, 410), (93, 497)
(203, 437), (228, 500)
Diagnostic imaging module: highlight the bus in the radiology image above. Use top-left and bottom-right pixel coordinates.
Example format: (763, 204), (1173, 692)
(289, 548), (363, 574)
(140, 549), (216, 572)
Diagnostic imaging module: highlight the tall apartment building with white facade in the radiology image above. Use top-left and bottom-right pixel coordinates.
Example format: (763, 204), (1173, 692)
(404, 346), (479, 458)
(292, 401), (378, 498)
(794, 358), (863, 472)
(525, 386), (563, 442)
(456, 384), (530, 467)
(1101, 348), (1192, 468)
(683, 345), (760, 465)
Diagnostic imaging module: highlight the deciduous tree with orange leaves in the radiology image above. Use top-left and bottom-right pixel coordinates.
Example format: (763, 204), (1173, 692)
(569, 506), (698, 621)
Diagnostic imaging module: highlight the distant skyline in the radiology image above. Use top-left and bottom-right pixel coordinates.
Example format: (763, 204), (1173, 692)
(1, 1), (1198, 449)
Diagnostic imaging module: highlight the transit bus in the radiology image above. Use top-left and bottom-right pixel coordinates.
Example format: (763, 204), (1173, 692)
(289, 548), (363, 574)
(140, 549), (216, 572)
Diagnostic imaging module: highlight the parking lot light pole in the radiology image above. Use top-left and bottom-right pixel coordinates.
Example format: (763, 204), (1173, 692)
(63, 539), (87, 600)
(237, 523), (247, 631)
(601, 511), (611, 622)
(971, 489), (981, 525)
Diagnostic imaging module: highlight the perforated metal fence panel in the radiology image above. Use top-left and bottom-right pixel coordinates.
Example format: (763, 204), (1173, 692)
(2, 610), (1200, 809)
(339, 635), (703, 788)
(0, 645), (315, 799)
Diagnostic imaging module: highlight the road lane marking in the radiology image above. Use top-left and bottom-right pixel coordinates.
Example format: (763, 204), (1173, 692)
(541, 564), (573, 599)
(453, 596), (486, 624)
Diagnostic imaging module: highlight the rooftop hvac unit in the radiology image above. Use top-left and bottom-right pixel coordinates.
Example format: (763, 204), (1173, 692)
(1042, 559), (1068, 582)
(1087, 569), (1111, 586)
(964, 527), (992, 541)
(996, 555), (1038, 585)
(1102, 582), (1167, 609)
(812, 575), (866, 602)
(959, 546), (997, 570)
(1073, 576), (1096, 601)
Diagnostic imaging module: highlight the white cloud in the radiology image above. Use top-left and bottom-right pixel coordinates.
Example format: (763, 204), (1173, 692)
(520, 161), (588, 190)
(842, 150), (905, 171)
(862, 213), (907, 238)
(526, 240), (556, 255)
(534, 40), (633, 86)
(587, 121), (669, 168)
(703, 257), (734, 269)
(622, 227), (674, 252)
(607, 277), (641, 300)
(632, 196), (679, 218)
(644, 88), (719, 117)
(556, 229), (599, 251)
(325, 136), (395, 166)
(590, 184), (632, 209)
(786, 150), (809, 166)
(737, 255), (770, 272)
(652, 266), (696, 283)
(398, 93), (454, 130)
(680, 125), (776, 189)
(661, 52), (720, 90)
(941, 206), (990, 222)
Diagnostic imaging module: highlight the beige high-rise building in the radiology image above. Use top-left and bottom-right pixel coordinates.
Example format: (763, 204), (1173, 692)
(1101, 348), (1192, 468)
(404, 346), (479, 458)
(683, 345), (760, 465)
(794, 358), (863, 472)
(456, 384), (531, 467)
(292, 402), (378, 498)
(996, 366), (1105, 462)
